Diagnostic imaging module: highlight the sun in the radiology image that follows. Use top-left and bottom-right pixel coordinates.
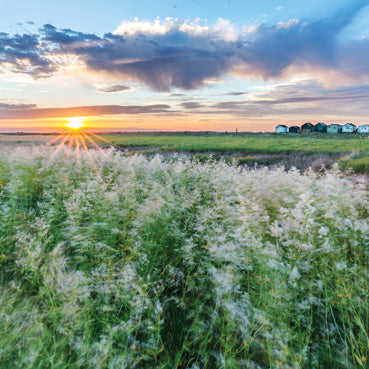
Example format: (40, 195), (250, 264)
(66, 117), (85, 130)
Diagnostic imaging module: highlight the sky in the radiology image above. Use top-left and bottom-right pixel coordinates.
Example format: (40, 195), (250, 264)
(1, 0), (369, 132)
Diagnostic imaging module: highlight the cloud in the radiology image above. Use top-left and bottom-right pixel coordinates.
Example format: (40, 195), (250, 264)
(96, 84), (131, 93)
(0, 102), (37, 110)
(0, 103), (173, 119)
(225, 91), (248, 96)
(250, 80), (369, 104)
(233, 1), (369, 80)
(2, 80), (368, 122)
(1, 2), (369, 90)
(209, 81), (369, 118)
(42, 24), (100, 45)
(0, 32), (55, 76)
(180, 102), (204, 109)
(253, 88), (369, 105)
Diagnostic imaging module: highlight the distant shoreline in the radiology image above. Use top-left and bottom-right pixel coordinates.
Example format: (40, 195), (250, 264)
(1, 131), (369, 136)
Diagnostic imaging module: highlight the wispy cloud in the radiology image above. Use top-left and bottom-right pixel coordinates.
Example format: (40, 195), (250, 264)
(0, 102), (37, 110)
(210, 81), (369, 118)
(0, 103), (173, 119)
(96, 84), (131, 93)
(225, 91), (248, 96)
(180, 102), (204, 109)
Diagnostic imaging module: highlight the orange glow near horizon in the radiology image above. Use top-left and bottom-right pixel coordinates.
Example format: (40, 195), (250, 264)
(65, 117), (85, 130)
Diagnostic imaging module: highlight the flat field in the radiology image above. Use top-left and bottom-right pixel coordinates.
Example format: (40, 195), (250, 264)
(2, 131), (369, 172)
(103, 132), (369, 154)
(0, 141), (368, 368)
(102, 132), (369, 172)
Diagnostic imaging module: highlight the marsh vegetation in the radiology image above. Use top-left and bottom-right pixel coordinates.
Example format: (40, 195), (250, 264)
(0, 146), (368, 368)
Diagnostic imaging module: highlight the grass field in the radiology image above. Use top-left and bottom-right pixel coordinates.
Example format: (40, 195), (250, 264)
(0, 145), (368, 368)
(102, 133), (369, 154)
(102, 133), (369, 173)
(1, 132), (369, 172)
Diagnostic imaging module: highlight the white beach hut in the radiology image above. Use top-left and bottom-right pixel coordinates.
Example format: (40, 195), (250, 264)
(357, 125), (369, 133)
(327, 124), (342, 133)
(275, 125), (288, 133)
(342, 123), (357, 133)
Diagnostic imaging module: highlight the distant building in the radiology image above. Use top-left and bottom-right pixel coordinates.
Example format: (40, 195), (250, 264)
(342, 123), (357, 133)
(275, 125), (288, 133)
(289, 126), (300, 133)
(313, 122), (327, 132)
(357, 124), (369, 133)
(327, 124), (342, 133)
(301, 123), (314, 133)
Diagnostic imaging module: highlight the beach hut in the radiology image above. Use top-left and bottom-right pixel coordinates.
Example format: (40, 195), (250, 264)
(342, 123), (356, 133)
(327, 124), (342, 133)
(357, 124), (369, 133)
(301, 123), (314, 133)
(289, 126), (300, 133)
(275, 125), (288, 133)
(313, 122), (327, 132)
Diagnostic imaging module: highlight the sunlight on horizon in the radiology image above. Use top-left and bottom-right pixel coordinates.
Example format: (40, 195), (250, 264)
(66, 117), (85, 130)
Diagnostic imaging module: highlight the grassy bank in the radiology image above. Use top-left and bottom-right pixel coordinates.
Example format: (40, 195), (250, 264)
(0, 147), (368, 368)
(339, 152), (369, 173)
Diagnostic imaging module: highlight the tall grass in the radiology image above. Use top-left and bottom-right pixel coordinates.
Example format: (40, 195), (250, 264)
(339, 152), (369, 173)
(0, 146), (368, 368)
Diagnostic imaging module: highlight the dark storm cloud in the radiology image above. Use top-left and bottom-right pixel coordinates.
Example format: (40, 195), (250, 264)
(1, 1), (369, 90)
(82, 46), (231, 92)
(68, 0), (369, 90)
(0, 103), (173, 119)
(96, 84), (131, 93)
(39, 22), (235, 91)
(233, 1), (369, 78)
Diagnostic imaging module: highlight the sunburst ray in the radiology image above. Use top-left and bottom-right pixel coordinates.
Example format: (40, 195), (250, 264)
(87, 132), (118, 149)
(47, 134), (71, 163)
(42, 133), (65, 148)
(75, 133), (81, 175)
(66, 134), (75, 162)
(81, 132), (105, 153)
(79, 133), (100, 176)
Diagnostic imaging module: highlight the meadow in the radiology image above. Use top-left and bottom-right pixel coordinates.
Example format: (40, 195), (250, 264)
(0, 142), (368, 368)
(103, 132), (369, 154)
(2, 132), (369, 172)
(102, 133), (369, 172)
